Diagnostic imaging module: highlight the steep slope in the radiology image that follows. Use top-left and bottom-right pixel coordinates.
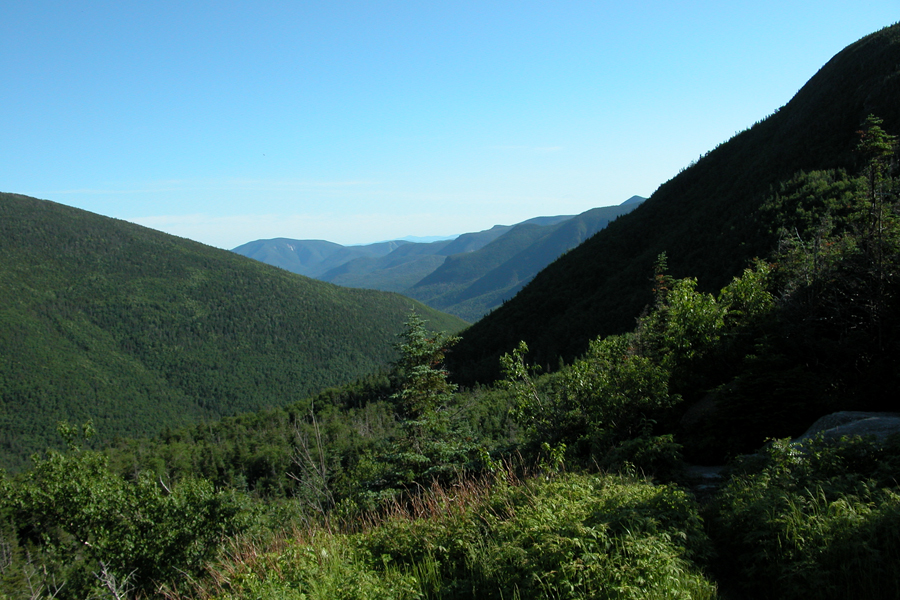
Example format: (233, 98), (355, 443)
(0, 193), (466, 470)
(412, 224), (552, 300)
(449, 23), (900, 384)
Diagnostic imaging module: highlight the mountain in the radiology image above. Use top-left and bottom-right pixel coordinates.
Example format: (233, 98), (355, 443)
(0, 193), (466, 470)
(314, 223), (546, 296)
(234, 199), (643, 320)
(231, 238), (410, 278)
(448, 23), (900, 384)
(406, 201), (644, 321)
(232, 223), (520, 286)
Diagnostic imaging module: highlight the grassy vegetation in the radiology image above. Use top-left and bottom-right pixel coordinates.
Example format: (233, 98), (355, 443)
(7, 433), (898, 599)
(185, 471), (717, 600)
(708, 435), (900, 599)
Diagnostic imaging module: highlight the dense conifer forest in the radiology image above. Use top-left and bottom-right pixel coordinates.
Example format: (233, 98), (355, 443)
(0, 194), (465, 469)
(1, 22), (900, 600)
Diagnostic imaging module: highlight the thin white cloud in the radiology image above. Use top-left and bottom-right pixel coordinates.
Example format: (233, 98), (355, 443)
(214, 179), (381, 189)
(49, 187), (183, 195)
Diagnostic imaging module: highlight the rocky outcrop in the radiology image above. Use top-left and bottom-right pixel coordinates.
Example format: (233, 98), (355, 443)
(795, 411), (900, 445)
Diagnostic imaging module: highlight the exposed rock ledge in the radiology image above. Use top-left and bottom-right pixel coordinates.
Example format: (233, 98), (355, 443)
(795, 411), (900, 445)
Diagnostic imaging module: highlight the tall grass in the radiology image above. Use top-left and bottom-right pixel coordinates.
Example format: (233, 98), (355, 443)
(168, 468), (717, 600)
(708, 435), (900, 600)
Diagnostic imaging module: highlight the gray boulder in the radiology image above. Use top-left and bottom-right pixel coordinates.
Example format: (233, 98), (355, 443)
(795, 411), (900, 445)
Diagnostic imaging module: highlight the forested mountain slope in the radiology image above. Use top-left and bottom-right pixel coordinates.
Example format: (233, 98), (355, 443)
(234, 200), (644, 320)
(407, 200), (644, 321)
(0, 193), (465, 470)
(449, 23), (900, 384)
(232, 238), (411, 278)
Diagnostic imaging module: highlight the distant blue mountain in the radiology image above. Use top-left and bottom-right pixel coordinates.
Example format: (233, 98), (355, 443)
(232, 196), (645, 320)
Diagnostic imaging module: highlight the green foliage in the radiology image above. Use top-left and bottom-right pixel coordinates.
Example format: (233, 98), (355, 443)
(0, 423), (250, 598)
(503, 333), (676, 457)
(857, 113), (897, 180)
(204, 530), (427, 600)
(101, 374), (401, 502)
(97, 346), (516, 516)
(367, 313), (479, 497)
(391, 312), (460, 419)
(359, 472), (716, 600)
(709, 435), (900, 599)
(0, 193), (466, 470)
(502, 260), (778, 464)
(719, 129), (900, 432)
(598, 434), (685, 482)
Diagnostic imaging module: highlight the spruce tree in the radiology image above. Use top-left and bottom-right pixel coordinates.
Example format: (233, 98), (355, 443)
(382, 311), (468, 490)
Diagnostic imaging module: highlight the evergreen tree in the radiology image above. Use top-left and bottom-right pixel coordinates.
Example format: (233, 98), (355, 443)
(392, 311), (459, 420)
(380, 311), (470, 491)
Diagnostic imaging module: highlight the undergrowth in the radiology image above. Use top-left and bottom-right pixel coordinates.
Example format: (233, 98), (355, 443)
(708, 434), (900, 600)
(171, 470), (717, 600)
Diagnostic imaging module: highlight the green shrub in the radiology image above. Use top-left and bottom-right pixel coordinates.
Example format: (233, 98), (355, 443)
(0, 424), (250, 599)
(708, 435), (900, 599)
(360, 472), (716, 600)
(197, 473), (716, 599)
(598, 434), (686, 483)
(204, 531), (427, 600)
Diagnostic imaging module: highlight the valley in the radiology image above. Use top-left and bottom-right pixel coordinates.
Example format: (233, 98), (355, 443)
(2, 22), (900, 600)
(233, 197), (645, 322)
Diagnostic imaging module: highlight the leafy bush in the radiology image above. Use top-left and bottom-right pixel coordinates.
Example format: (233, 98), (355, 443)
(187, 473), (715, 600)
(360, 472), (716, 600)
(502, 335), (678, 462)
(0, 423), (251, 598)
(599, 434), (686, 482)
(708, 435), (900, 599)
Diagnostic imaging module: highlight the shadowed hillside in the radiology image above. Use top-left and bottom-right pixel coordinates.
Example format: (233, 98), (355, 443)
(449, 23), (900, 384)
(407, 201), (643, 321)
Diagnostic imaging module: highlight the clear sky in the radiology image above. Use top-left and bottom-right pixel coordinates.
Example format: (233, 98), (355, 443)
(2, 2), (897, 249)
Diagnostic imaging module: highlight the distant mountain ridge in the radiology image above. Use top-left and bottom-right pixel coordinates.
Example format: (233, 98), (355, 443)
(233, 238), (409, 278)
(233, 197), (645, 320)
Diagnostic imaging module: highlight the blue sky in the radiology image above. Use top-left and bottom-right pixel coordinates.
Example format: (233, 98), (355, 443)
(2, 2), (897, 248)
